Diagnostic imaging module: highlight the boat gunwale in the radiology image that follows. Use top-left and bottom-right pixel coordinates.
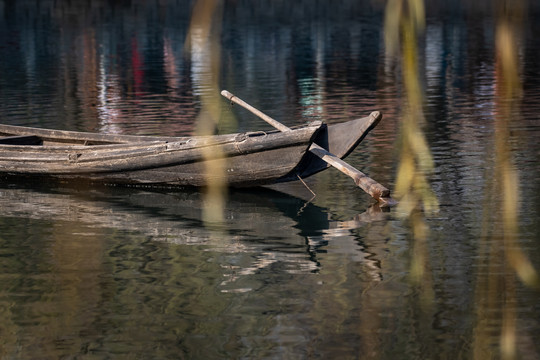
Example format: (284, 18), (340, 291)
(0, 121), (323, 147)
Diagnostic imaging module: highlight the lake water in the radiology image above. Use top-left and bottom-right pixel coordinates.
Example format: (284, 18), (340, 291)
(1, 1), (540, 359)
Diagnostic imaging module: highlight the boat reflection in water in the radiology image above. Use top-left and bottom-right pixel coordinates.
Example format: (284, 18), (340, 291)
(0, 182), (387, 292)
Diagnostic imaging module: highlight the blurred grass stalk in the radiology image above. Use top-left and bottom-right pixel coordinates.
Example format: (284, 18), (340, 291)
(494, 0), (538, 290)
(384, 0), (438, 294)
(186, 0), (228, 223)
(474, 1), (539, 359)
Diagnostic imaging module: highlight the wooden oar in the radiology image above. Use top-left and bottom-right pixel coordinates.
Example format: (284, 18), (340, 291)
(221, 90), (395, 205)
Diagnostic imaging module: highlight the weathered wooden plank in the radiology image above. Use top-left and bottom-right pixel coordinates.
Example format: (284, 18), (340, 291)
(308, 143), (394, 203)
(78, 144), (311, 187)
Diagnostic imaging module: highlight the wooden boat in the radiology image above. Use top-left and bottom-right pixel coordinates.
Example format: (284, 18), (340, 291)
(0, 111), (381, 188)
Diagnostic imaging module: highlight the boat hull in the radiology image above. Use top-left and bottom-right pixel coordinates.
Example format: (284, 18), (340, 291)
(0, 111), (381, 187)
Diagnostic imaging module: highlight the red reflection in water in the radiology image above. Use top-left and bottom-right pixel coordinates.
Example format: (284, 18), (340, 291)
(131, 37), (144, 98)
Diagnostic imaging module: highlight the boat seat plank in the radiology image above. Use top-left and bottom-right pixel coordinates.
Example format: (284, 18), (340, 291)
(0, 135), (43, 145)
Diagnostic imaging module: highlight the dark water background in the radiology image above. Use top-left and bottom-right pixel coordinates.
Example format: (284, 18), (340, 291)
(1, 1), (540, 359)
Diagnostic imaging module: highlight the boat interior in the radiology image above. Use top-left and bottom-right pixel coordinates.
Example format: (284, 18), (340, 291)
(0, 135), (43, 145)
(0, 133), (133, 147)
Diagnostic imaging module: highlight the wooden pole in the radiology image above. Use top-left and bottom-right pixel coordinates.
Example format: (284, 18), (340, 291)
(221, 90), (395, 205)
(308, 143), (393, 202)
(221, 90), (291, 132)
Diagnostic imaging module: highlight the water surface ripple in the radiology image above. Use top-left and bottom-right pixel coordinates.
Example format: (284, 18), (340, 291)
(1, 1), (540, 359)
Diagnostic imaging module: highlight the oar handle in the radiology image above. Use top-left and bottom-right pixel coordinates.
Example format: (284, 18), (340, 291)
(221, 90), (291, 132)
(309, 143), (394, 204)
